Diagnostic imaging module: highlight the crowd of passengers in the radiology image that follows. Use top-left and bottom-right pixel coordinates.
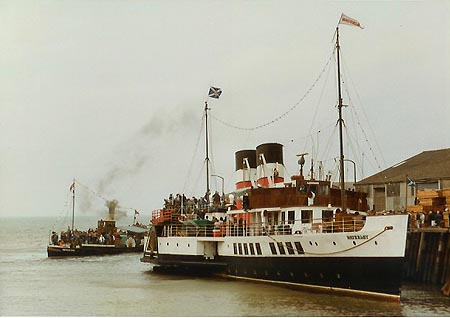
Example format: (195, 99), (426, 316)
(162, 192), (371, 237)
(50, 226), (140, 248)
(164, 191), (227, 216)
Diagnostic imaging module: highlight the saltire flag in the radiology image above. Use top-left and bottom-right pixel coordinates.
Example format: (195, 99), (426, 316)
(208, 86), (222, 99)
(69, 182), (75, 192)
(407, 177), (416, 187)
(134, 209), (140, 216)
(339, 14), (364, 29)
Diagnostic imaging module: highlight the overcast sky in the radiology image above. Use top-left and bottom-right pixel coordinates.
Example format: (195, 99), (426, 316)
(1, 1), (449, 220)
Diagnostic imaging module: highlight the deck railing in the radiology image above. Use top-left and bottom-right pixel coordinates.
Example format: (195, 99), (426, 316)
(161, 217), (365, 238)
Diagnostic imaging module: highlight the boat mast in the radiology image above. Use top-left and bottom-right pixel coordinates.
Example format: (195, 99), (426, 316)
(336, 27), (346, 211)
(71, 178), (75, 231)
(204, 101), (210, 205)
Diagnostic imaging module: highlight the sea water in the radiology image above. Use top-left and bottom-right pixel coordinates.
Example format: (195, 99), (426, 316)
(0, 216), (449, 316)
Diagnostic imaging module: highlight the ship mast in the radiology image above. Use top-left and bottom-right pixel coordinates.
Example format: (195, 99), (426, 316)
(336, 26), (346, 211)
(203, 87), (222, 206)
(204, 101), (210, 205)
(71, 178), (76, 231)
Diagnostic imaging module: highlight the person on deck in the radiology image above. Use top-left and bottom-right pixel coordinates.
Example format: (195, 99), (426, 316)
(212, 191), (221, 208)
(436, 211), (443, 227)
(51, 232), (58, 245)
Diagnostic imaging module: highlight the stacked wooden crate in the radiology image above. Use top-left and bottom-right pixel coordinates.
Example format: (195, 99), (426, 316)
(417, 189), (446, 212)
(442, 189), (450, 227)
(407, 205), (424, 213)
(407, 189), (450, 227)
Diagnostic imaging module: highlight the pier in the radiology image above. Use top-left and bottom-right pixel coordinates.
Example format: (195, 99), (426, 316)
(403, 227), (450, 296)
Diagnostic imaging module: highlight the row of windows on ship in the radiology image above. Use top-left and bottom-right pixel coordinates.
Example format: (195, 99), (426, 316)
(232, 241), (305, 256)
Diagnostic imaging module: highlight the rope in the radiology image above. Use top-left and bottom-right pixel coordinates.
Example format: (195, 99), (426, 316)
(50, 191), (72, 231)
(340, 50), (385, 170)
(182, 113), (205, 193)
(266, 226), (393, 256)
(74, 179), (136, 212)
(302, 52), (335, 154)
(210, 52), (335, 131)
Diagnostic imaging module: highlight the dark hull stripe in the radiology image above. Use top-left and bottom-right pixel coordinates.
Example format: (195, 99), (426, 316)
(152, 254), (403, 300)
(47, 246), (142, 257)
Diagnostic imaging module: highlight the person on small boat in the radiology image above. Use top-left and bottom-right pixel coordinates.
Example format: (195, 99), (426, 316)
(126, 236), (136, 248)
(51, 232), (58, 245)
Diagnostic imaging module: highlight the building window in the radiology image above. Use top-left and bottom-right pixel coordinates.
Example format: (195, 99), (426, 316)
(358, 185), (369, 197)
(387, 183), (400, 197)
(269, 242), (277, 255)
(411, 186), (416, 197)
(417, 182), (439, 190)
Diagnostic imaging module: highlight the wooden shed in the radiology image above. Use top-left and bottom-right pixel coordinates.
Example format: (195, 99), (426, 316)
(355, 148), (450, 212)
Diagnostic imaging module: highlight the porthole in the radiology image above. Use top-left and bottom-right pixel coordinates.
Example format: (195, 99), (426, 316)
(188, 243), (190, 247)
(333, 241), (337, 245)
(315, 242), (318, 246)
(374, 241), (378, 245)
(290, 272), (295, 277)
(352, 241), (356, 246)
(319, 273), (324, 279)
(304, 272), (309, 278)
(277, 271), (281, 276)
(253, 269), (257, 276)
(309, 241), (313, 246)
(166, 242), (169, 246)
(176, 243), (179, 247)
(337, 273), (341, 279)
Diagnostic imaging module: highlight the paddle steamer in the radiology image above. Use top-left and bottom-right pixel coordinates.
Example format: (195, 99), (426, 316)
(141, 18), (408, 301)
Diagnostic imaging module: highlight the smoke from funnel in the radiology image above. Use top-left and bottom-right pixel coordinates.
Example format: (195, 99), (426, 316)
(106, 199), (118, 221)
(96, 106), (197, 195)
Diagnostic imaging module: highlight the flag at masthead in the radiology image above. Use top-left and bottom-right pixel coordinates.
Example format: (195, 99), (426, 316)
(208, 86), (222, 99)
(339, 14), (364, 29)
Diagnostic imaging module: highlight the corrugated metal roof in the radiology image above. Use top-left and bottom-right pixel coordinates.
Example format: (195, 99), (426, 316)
(356, 148), (450, 185)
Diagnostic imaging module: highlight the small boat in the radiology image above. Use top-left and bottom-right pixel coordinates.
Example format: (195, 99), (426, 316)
(47, 180), (147, 257)
(140, 16), (408, 301)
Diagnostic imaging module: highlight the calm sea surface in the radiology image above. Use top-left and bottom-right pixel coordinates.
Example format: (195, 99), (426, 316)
(0, 216), (449, 317)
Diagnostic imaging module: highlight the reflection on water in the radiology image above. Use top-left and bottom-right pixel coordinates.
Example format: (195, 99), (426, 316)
(0, 216), (449, 316)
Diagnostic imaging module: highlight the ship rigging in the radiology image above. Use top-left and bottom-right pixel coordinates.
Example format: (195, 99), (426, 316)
(141, 15), (408, 301)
